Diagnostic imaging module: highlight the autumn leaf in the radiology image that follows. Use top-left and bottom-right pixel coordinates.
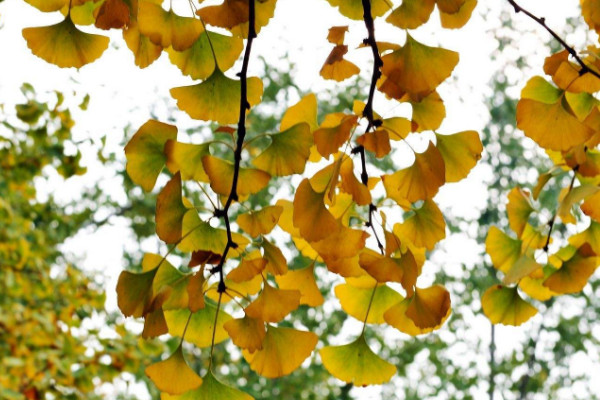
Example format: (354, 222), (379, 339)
(146, 345), (202, 395)
(155, 173), (187, 244)
(482, 285), (537, 326)
(138, 1), (203, 51)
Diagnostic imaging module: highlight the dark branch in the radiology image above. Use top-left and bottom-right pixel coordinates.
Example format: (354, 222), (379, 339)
(213, 0), (257, 292)
(507, 0), (600, 80)
(359, 0), (384, 255)
(542, 166), (578, 252)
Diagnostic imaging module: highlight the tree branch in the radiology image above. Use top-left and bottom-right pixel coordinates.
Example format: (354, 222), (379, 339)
(507, 0), (600, 80)
(212, 0), (257, 292)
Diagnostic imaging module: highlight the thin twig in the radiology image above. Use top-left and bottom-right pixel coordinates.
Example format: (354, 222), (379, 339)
(507, 0), (600, 80)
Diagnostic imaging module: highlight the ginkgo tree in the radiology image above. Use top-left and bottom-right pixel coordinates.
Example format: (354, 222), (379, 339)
(14, 0), (600, 398)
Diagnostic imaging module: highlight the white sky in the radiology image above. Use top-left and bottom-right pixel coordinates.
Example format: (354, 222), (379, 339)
(1, 0), (599, 399)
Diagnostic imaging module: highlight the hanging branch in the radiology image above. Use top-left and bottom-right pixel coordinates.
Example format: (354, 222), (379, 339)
(507, 0), (600, 80)
(353, 0), (384, 254)
(212, 0), (257, 293)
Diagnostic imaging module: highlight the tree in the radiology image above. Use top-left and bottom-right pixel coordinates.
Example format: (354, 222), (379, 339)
(9, 0), (600, 399)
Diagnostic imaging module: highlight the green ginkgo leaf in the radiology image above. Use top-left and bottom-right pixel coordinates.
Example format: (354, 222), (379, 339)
(161, 370), (253, 400)
(481, 285), (537, 326)
(165, 303), (232, 348)
(253, 123), (313, 176)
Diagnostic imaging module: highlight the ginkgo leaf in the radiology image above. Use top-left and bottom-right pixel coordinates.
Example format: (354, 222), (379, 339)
(506, 187), (535, 237)
(313, 114), (358, 158)
(123, 21), (163, 68)
(380, 35), (459, 100)
(517, 79), (594, 151)
(386, 0), (435, 30)
(242, 325), (318, 378)
(327, 25), (349, 45)
(436, 0), (464, 13)
(65, 0), (104, 25)
(439, 0), (477, 29)
(383, 142), (446, 204)
(280, 94), (319, 132)
(385, 296), (440, 336)
(519, 276), (556, 302)
(311, 225), (369, 262)
(543, 245), (598, 294)
(486, 226), (521, 273)
(339, 157), (371, 206)
(164, 140), (211, 182)
(253, 123), (313, 176)
(502, 255), (542, 285)
(23, 0), (69, 12)
(481, 285), (537, 326)
(393, 199), (446, 251)
(357, 129), (391, 158)
(165, 303), (232, 348)
(197, 0), (277, 37)
(557, 185), (600, 224)
(408, 90), (446, 132)
(570, 220), (600, 255)
(94, 0), (130, 30)
(23, 15), (109, 68)
(161, 370), (253, 400)
(320, 334), (396, 386)
(335, 283), (402, 324)
(359, 248), (418, 295)
(325, 0), (392, 20)
(187, 271), (206, 312)
(178, 210), (249, 256)
(116, 267), (156, 318)
(382, 117), (412, 140)
(261, 238), (288, 275)
(320, 45), (361, 82)
(293, 179), (339, 242)
(167, 31), (243, 80)
(245, 283), (300, 323)
(544, 50), (600, 94)
(138, 1), (203, 51)
(171, 70), (263, 124)
(156, 173), (187, 244)
(435, 131), (482, 182)
(228, 255), (267, 283)
(223, 315), (266, 353)
(202, 155), (270, 197)
(188, 251), (221, 267)
(404, 285), (451, 329)
(125, 119), (177, 192)
(146, 345), (203, 395)
(237, 206), (283, 238)
(275, 263), (324, 307)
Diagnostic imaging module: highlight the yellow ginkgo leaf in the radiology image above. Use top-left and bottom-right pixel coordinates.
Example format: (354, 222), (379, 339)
(275, 263), (324, 307)
(202, 155), (270, 198)
(146, 345), (202, 395)
(245, 283), (300, 323)
(228, 255), (267, 283)
(24, 0), (69, 12)
(380, 35), (459, 100)
(325, 0), (391, 20)
(280, 94), (319, 132)
(544, 50), (600, 94)
(311, 225), (369, 262)
(335, 283), (402, 324)
(517, 83), (594, 151)
(543, 245), (599, 294)
(320, 335), (396, 386)
(383, 142), (445, 204)
(253, 123), (313, 176)
(223, 315), (266, 353)
(242, 325), (318, 378)
(164, 140), (210, 182)
(156, 173), (187, 244)
(23, 15), (109, 68)
(165, 303), (232, 348)
(167, 31), (243, 80)
(162, 370), (253, 400)
(327, 25), (349, 45)
(123, 21), (163, 68)
(393, 199), (446, 251)
(436, 0), (465, 13)
(262, 238), (288, 275)
(404, 285), (451, 329)
(325, 255), (365, 277)
(320, 45), (361, 82)
(94, 0), (130, 30)
(386, 0), (435, 30)
(435, 131), (482, 183)
(187, 271), (206, 312)
(506, 187), (535, 236)
(171, 70), (263, 124)
(408, 90), (446, 132)
(339, 157), (371, 206)
(359, 248), (418, 295)
(570, 220), (600, 255)
(481, 285), (537, 326)
(382, 117), (412, 140)
(485, 226), (522, 273)
(125, 119), (177, 192)
(385, 296), (439, 336)
(238, 206), (283, 238)
(313, 114), (358, 158)
(138, 1), (203, 51)
(356, 129), (391, 158)
(197, 0), (277, 38)
(439, 0), (477, 29)
(502, 255), (542, 285)
(293, 179), (339, 243)
(558, 184), (600, 224)
(519, 276), (557, 302)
